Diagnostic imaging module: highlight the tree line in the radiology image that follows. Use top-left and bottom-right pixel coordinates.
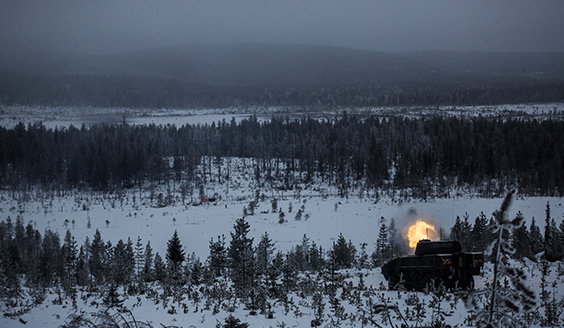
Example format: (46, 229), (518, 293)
(1, 70), (563, 108)
(0, 215), (355, 306)
(2, 114), (564, 195)
(2, 203), (563, 309)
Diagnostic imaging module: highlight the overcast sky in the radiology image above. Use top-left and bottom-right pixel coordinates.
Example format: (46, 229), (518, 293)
(2, 0), (563, 54)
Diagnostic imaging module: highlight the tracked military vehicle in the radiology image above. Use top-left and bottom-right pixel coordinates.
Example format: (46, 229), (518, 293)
(381, 240), (483, 291)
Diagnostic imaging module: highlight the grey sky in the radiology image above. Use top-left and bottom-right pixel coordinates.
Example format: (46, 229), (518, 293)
(1, 0), (563, 54)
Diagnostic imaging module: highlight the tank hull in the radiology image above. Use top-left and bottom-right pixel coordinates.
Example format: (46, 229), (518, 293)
(382, 240), (483, 291)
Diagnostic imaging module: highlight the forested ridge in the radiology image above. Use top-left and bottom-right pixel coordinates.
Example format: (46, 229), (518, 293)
(1, 71), (563, 108)
(3, 45), (564, 109)
(1, 114), (564, 195)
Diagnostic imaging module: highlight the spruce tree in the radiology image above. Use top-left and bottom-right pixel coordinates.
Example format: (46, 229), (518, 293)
(143, 241), (154, 282)
(255, 232), (274, 277)
(111, 239), (131, 286)
(89, 229), (105, 284)
(529, 217), (543, 256)
(512, 215), (533, 260)
(153, 253), (165, 282)
(76, 246), (89, 286)
(543, 203), (564, 261)
(331, 233), (355, 269)
(228, 217), (255, 295)
(62, 230), (78, 298)
(544, 202), (553, 259)
(375, 217), (389, 265)
(134, 236), (144, 282)
(471, 212), (489, 252)
(208, 235), (227, 278)
(166, 230), (185, 276)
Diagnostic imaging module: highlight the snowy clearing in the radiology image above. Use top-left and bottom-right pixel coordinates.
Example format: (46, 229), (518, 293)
(1, 103), (564, 129)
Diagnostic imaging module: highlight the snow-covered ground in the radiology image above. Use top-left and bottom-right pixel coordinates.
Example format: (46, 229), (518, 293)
(1, 185), (563, 327)
(2, 105), (564, 327)
(1, 103), (564, 129)
(1, 191), (562, 259)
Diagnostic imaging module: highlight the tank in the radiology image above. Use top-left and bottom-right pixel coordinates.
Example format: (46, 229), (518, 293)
(381, 240), (483, 291)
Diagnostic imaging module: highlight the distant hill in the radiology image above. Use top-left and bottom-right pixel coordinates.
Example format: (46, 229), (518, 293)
(1, 44), (563, 108)
(401, 51), (564, 78)
(3, 44), (564, 86)
(1, 44), (444, 86)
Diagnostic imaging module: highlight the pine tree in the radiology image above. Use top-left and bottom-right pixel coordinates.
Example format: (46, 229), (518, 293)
(153, 252), (165, 282)
(529, 217), (543, 256)
(308, 242), (324, 272)
(134, 236), (144, 282)
(166, 230), (185, 279)
(543, 202), (564, 261)
(375, 217), (390, 265)
(62, 230), (78, 299)
(76, 246), (89, 286)
(89, 229), (105, 284)
(471, 212), (489, 252)
(228, 217), (255, 295)
(255, 232), (274, 276)
(512, 215), (533, 260)
(40, 229), (62, 287)
(358, 242), (369, 269)
(544, 202), (553, 259)
(125, 238), (135, 284)
(330, 233), (355, 269)
(451, 214), (473, 250)
(208, 234), (227, 278)
(548, 218), (564, 260)
(190, 258), (204, 285)
(111, 239), (132, 286)
(143, 241), (154, 282)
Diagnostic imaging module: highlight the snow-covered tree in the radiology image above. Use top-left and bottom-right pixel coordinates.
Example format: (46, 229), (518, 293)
(330, 233), (356, 269)
(134, 236), (144, 282)
(462, 190), (536, 328)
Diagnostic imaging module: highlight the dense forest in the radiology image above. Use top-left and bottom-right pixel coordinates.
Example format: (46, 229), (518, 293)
(1, 114), (564, 196)
(1, 71), (563, 108)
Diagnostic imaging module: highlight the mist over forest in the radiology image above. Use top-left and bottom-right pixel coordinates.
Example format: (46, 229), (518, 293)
(2, 44), (564, 108)
(2, 1), (564, 327)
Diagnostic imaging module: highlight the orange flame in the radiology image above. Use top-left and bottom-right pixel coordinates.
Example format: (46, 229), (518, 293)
(407, 220), (437, 248)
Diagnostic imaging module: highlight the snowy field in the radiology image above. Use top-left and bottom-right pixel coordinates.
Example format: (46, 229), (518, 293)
(1, 191), (562, 259)
(2, 105), (564, 327)
(6, 261), (563, 328)
(1, 103), (564, 129)
(1, 188), (564, 327)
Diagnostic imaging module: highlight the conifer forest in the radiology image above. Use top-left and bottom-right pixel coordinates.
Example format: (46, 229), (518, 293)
(2, 2), (564, 327)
